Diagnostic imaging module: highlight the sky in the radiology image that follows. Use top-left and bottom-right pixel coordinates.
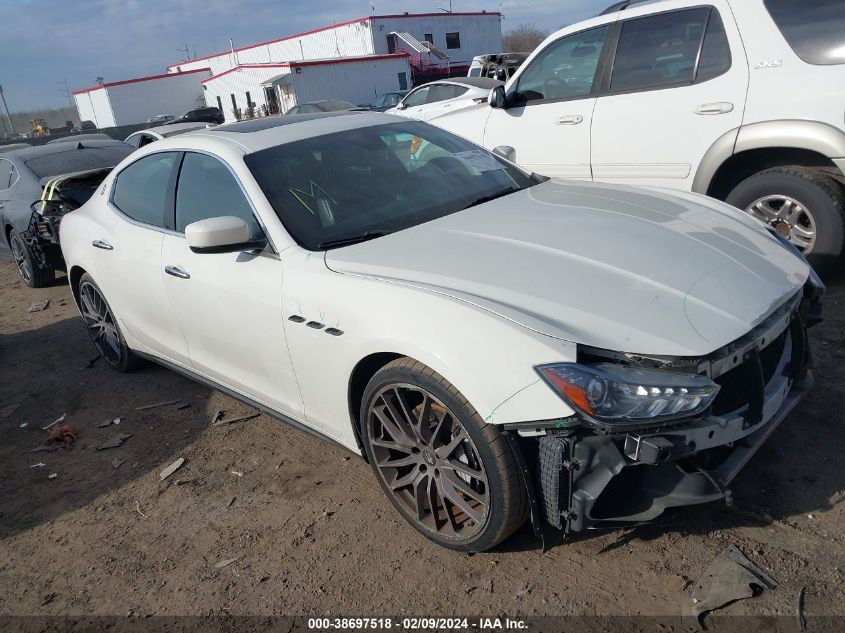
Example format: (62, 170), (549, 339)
(0, 0), (608, 112)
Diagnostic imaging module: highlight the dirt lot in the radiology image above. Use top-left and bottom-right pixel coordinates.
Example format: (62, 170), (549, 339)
(1, 258), (844, 627)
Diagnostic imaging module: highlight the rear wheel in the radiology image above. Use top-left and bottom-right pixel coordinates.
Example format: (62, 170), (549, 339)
(725, 167), (845, 274)
(360, 358), (527, 551)
(9, 229), (55, 288)
(77, 273), (138, 372)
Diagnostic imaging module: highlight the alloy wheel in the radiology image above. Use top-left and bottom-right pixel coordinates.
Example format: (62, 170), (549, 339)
(745, 195), (817, 253)
(366, 384), (490, 541)
(78, 281), (122, 367)
(9, 234), (32, 285)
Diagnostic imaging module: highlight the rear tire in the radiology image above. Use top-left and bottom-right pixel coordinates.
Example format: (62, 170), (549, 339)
(77, 273), (139, 372)
(360, 357), (527, 552)
(725, 167), (845, 274)
(9, 229), (55, 288)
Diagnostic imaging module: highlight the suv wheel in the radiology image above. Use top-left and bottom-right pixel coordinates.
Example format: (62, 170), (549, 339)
(725, 167), (845, 273)
(360, 358), (527, 552)
(9, 229), (55, 288)
(77, 273), (138, 372)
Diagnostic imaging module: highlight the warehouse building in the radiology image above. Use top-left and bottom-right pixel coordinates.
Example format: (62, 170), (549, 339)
(72, 68), (210, 128)
(202, 54), (412, 121)
(172, 11), (501, 120)
(72, 11), (501, 126)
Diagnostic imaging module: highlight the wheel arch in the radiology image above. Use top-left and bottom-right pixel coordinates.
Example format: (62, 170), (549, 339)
(347, 351), (405, 458)
(68, 265), (88, 308)
(694, 120), (845, 198)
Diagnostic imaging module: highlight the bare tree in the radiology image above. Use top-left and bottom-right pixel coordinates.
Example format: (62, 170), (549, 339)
(502, 24), (547, 53)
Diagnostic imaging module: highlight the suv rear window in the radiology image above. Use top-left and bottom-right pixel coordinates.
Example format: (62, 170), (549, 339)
(764, 0), (845, 65)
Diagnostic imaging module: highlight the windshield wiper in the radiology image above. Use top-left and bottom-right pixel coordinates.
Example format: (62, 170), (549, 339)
(317, 230), (393, 250)
(463, 187), (519, 210)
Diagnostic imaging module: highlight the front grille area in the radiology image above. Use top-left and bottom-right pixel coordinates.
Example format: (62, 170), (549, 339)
(710, 329), (788, 416)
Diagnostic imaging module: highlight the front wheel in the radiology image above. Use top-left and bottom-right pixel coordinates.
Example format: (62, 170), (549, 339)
(725, 167), (845, 274)
(9, 230), (55, 288)
(77, 273), (138, 372)
(360, 358), (527, 551)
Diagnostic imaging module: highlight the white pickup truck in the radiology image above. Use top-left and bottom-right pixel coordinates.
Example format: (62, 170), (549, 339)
(431, 0), (845, 271)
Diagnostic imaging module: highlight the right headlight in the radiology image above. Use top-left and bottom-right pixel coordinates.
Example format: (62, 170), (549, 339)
(536, 362), (720, 426)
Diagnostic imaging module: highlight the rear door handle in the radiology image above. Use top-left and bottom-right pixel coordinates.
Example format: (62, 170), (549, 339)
(694, 102), (734, 115)
(555, 115), (583, 125)
(164, 265), (190, 279)
(92, 239), (113, 250)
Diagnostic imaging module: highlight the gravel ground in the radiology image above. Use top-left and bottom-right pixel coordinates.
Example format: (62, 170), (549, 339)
(0, 259), (844, 627)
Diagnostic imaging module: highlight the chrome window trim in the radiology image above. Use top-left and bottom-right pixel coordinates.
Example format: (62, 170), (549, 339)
(0, 157), (20, 192)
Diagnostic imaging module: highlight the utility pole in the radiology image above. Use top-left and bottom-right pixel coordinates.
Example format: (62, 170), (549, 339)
(57, 78), (74, 109)
(0, 84), (15, 135)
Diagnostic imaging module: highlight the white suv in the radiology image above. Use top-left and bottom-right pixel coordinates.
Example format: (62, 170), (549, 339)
(432, 0), (845, 271)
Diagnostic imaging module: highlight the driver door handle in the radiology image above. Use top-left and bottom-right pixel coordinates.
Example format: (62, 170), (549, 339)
(92, 239), (113, 250)
(164, 265), (190, 280)
(555, 115), (583, 125)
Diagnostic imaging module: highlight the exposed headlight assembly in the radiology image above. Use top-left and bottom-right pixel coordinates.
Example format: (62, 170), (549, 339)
(536, 363), (720, 426)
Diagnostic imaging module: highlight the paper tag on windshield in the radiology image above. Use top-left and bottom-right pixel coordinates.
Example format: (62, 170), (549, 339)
(454, 150), (505, 172)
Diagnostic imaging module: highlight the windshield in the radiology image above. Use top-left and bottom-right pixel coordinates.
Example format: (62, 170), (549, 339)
(25, 145), (134, 179)
(245, 121), (536, 250)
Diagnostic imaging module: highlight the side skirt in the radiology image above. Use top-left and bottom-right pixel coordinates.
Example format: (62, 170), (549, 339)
(133, 350), (363, 460)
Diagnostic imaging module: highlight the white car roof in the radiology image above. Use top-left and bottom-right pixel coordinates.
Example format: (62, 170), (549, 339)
(201, 111), (408, 153)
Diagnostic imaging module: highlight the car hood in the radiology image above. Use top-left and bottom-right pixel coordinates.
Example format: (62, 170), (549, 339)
(325, 180), (810, 357)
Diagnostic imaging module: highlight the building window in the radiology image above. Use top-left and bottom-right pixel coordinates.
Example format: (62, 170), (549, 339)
(424, 33), (433, 44)
(387, 33), (398, 53)
(445, 32), (461, 49)
(216, 96), (223, 112)
(245, 91), (251, 106)
(398, 72), (408, 90)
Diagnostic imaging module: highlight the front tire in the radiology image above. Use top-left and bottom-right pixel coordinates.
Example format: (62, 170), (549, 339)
(77, 273), (138, 372)
(9, 229), (55, 288)
(725, 167), (845, 274)
(360, 358), (527, 552)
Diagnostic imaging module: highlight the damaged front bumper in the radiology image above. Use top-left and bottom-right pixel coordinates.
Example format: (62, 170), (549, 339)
(510, 281), (822, 534)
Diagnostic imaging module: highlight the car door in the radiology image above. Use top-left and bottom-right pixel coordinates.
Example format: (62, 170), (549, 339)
(483, 24), (612, 179)
(160, 151), (303, 419)
(0, 158), (18, 257)
(91, 151), (191, 365)
(590, 4), (747, 189)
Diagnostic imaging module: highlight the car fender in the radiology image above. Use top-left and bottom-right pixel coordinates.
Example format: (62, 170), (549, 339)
(280, 253), (576, 450)
(693, 120), (845, 194)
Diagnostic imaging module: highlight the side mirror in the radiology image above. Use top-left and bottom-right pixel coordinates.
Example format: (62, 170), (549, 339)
(396, 102), (407, 110)
(489, 85), (507, 109)
(492, 146), (516, 162)
(495, 68), (507, 82)
(185, 216), (265, 254)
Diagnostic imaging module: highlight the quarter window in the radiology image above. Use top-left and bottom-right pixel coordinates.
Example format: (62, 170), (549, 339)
(0, 159), (17, 190)
(696, 11), (732, 82)
(112, 152), (178, 227)
(514, 25), (609, 103)
(175, 152), (262, 238)
(764, 0), (845, 65)
(610, 8), (712, 93)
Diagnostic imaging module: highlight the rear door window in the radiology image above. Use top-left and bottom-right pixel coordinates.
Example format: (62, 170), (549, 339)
(610, 8), (713, 93)
(112, 152), (178, 227)
(764, 0), (845, 65)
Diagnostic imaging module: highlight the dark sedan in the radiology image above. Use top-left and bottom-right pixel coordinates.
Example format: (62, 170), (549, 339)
(0, 140), (135, 287)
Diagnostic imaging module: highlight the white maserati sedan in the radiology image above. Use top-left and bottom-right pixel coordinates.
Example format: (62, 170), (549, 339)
(60, 111), (823, 551)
